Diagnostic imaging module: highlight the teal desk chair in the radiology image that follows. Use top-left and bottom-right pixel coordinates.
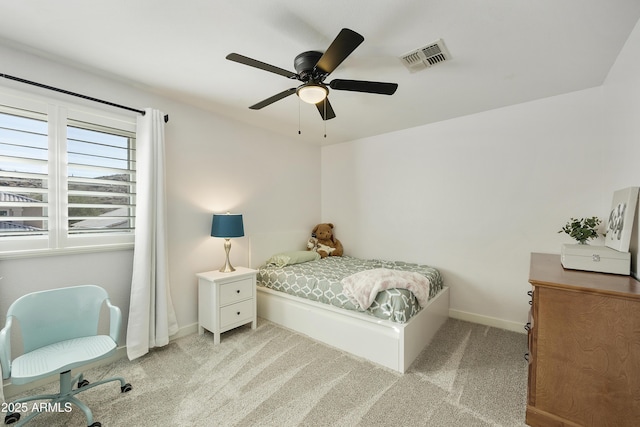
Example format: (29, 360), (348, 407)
(0, 285), (132, 427)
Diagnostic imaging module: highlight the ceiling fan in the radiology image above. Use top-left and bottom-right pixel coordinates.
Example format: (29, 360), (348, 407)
(226, 28), (398, 121)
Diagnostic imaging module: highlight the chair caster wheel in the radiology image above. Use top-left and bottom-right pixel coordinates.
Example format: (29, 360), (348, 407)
(78, 379), (90, 388)
(4, 412), (20, 424)
(121, 383), (132, 393)
(89, 422), (101, 427)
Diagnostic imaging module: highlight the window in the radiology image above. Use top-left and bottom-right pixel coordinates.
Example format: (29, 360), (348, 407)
(0, 89), (136, 256)
(66, 120), (136, 235)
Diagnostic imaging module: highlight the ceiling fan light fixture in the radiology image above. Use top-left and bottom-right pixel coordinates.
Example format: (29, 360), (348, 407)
(227, 28), (398, 123)
(297, 83), (328, 104)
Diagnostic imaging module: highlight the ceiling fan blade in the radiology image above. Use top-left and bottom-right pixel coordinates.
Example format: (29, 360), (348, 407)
(329, 79), (398, 95)
(250, 88), (297, 109)
(315, 98), (336, 120)
(226, 53), (297, 79)
(314, 28), (364, 76)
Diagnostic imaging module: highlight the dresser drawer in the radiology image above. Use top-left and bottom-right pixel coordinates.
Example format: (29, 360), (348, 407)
(220, 299), (254, 328)
(219, 278), (254, 305)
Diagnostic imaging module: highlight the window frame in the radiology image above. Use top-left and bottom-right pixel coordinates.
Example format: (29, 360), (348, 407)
(0, 87), (137, 258)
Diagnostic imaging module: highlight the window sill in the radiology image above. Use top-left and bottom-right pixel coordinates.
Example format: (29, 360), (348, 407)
(0, 243), (134, 260)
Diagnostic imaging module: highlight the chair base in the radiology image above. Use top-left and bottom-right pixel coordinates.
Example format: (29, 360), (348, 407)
(4, 370), (131, 427)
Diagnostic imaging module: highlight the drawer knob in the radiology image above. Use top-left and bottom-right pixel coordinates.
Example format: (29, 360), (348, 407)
(524, 322), (531, 332)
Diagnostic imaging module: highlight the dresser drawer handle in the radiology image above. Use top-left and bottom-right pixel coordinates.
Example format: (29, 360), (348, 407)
(524, 352), (529, 362)
(527, 291), (533, 297)
(524, 322), (531, 332)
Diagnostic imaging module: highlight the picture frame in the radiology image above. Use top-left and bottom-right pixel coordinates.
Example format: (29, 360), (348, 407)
(605, 186), (639, 252)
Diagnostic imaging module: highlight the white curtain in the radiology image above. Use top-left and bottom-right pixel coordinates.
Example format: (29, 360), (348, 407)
(127, 108), (179, 360)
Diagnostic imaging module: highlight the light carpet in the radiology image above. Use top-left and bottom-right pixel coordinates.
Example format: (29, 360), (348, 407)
(8, 318), (528, 426)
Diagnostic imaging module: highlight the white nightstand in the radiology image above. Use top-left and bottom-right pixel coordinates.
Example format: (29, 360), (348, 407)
(196, 267), (257, 344)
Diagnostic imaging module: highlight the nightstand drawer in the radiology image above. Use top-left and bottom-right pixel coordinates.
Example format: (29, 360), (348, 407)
(219, 278), (254, 305)
(220, 299), (254, 328)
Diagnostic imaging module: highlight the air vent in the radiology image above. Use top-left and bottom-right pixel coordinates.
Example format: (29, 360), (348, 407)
(400, 39), (451, 73)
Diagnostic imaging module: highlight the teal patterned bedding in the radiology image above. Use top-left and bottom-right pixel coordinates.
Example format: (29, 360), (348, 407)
(257, 255), (444, 324)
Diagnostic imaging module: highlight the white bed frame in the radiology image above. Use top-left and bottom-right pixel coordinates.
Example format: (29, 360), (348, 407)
(249, 231), (450, 373)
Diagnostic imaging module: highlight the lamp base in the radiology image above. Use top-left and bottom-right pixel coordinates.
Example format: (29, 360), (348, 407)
(219, 261), (236, 273)
(219, 239), (236, 273)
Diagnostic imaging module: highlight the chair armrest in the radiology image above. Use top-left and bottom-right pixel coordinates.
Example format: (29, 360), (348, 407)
(0, 318), (13, 379)
(106, 299), (122, 344)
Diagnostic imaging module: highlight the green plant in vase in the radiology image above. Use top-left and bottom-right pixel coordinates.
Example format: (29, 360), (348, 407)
(558, 217), (602, 244)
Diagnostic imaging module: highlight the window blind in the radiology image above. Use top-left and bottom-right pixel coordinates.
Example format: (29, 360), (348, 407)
(66, 120), (136, 235)
(0, 109), (49, 237)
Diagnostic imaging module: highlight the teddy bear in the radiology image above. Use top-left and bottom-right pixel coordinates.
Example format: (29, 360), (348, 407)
(308, 223), (343, 258)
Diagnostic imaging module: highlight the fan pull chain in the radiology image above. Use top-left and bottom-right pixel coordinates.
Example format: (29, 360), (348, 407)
(323, 99), (327, 138)
(297, 97), (330, 138)
(298, 98), (301, 135)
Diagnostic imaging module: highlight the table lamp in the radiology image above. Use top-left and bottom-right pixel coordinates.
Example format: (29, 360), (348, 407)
(211, 213), (244, 272)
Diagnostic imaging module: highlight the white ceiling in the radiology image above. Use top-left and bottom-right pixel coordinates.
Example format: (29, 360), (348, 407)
(1, 1), (639, 145)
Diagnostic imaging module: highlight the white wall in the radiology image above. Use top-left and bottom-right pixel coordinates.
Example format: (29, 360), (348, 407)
(0, 42), (321, 338)
(163, 105), (321, 331)
(321, 89), (606, 330)
(602, 18), (640, 277)
(321, 17), (640, 330)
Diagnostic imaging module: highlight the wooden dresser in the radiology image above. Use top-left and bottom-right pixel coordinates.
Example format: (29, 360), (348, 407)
(526, 253), (640, 427)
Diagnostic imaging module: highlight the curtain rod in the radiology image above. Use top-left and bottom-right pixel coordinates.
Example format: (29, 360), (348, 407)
(0, 73), (169, 123)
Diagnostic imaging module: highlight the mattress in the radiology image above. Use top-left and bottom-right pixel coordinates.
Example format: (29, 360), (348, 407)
(257, 255), (444, 323)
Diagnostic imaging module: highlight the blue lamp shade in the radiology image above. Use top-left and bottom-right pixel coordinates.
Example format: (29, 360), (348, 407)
(211, 213), (244, 238)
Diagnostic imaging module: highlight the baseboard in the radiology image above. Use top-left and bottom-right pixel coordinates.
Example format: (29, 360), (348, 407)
(449, 309), (526, 334)
(2, 323), (199, 400)
(172, 322), (198, 339)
